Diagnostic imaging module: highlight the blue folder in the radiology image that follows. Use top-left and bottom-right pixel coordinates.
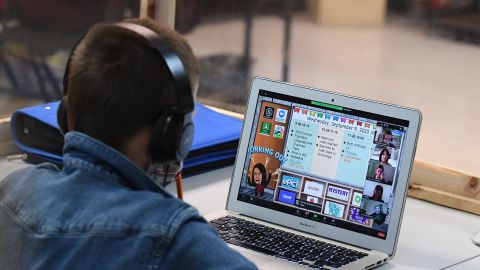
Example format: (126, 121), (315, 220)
(10, 101), (242, 176)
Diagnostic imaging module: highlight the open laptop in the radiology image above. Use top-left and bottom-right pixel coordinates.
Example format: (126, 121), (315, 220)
(206, 78), (422, 269)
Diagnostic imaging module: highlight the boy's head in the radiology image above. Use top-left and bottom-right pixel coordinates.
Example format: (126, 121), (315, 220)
(61, 18), (199, 168)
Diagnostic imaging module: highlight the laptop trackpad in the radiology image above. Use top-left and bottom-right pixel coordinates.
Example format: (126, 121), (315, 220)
(231, 245), (306, 270)
(230, 245), (272, 265)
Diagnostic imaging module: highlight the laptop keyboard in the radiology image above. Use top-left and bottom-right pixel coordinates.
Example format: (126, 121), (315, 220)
(210, 215), (368, 269)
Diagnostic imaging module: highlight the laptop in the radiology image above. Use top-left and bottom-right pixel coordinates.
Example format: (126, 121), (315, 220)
(206, 78), (422, 269)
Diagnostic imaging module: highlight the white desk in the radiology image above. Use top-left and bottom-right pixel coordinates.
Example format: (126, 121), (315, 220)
(165, 166), (480, 270)
(1, 160), (479, 269)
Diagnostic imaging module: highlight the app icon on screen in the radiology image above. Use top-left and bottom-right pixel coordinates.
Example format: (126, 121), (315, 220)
(306, 195), (319, 204)
(303, 180), (325, 197)
(263, 106), (274, 120)
(260, 122), (272, 136)
(278, 189), (296, 205)
(324, 201), (345, 218)
(280, 175), (301, 191)
(326, 185), (350, 201)
(275, 108), (288, 123)
(273, 125), (285, 139)
(352, 192), (363, 207)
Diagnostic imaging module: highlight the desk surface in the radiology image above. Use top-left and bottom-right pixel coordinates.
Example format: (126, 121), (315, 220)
(1, 160), (479, 269)
(164, 166), (480, 270)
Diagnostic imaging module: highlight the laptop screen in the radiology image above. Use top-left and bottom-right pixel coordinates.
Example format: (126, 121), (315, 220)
(237, 89), (410, 240)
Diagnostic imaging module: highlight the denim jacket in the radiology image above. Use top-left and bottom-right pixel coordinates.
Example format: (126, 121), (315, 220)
(0, 132), (257, 270)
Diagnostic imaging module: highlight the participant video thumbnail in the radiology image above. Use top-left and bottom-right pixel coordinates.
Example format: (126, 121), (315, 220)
(362, 180), (392, 203)
(359, 198), (389, 230)
(371, 145), (399, 168)
(373, 126), (402, 149)
(366, 160), (395, 185)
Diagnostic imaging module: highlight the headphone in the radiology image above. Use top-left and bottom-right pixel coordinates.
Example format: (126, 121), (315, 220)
(57, 22), (195, 163)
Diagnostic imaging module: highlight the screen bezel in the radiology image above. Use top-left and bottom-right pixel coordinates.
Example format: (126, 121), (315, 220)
(226, 77), (422, 256)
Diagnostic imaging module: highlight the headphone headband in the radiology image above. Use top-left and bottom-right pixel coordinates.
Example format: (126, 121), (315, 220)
(115, 22), (194, 113)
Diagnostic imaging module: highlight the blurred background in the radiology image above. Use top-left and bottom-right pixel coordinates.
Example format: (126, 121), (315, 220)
(1, 0), (479, 175)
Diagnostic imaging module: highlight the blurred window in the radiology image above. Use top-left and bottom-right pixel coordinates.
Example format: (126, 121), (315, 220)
(1, 0), (479, 174)
(0, 0), (139, 118)
(176, 0), (480, 175)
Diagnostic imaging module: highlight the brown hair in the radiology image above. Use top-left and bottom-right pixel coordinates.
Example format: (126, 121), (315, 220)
(65, 18), (199, 150)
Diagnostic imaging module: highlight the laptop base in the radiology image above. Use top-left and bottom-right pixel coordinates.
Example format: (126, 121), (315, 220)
(206, 210), (388, 270)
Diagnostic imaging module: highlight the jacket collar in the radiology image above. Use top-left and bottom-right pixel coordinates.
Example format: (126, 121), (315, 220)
(62, 131), (171, 196)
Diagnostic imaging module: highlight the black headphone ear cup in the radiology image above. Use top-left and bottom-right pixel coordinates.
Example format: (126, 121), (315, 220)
(57, 97), (69, 135)
(150, 110), (177, 163)
(150, 110), (194, 163)
(176, 119), (194, 160)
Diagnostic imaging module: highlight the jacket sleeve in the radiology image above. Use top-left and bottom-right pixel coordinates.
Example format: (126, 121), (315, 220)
(158, 218), (258, 270)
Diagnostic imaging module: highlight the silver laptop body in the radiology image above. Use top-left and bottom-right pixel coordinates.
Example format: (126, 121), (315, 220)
(207, 78), (422, 270)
